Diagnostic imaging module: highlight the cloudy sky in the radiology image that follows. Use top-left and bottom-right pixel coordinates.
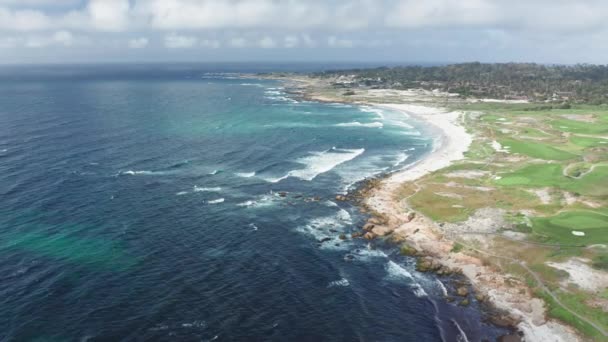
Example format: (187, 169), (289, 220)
(1, 0), (607, 64)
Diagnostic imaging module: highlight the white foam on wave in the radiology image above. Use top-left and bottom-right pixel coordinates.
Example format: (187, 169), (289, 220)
(399, 131), (422, 136)
(333, 152), (393, 192)
(248, 223), (259, 231)
(360, 105), (385, 119)
(119, 170), (162, 176)
(436, 279), (448, 296)
(209, 170), (219, 175)
(385, 261), (428, 297)
(268, 96), (299, 103)
(335, 121), (384, 128)
(237, 200), (256, 207)
(176, 191), (189, 196)
(351, 248), (388, 261)
(193, 186), (222, 192)
(336, 208), (352, 222)
(328, 278), (350, 288)
(452, 320), (471, 342)
(324, 200), (338, 207)
(296, 208), (353, 250)
(207, 198), (225, 204)
(236, 193), (281, 208)
(386, 260), (415, 280)
(240, 83), (264, 87)
(387, 120), (414, 129)
(393, 153), (410, 167)
(411, 283), (429, 298)
(266, 147), (365, 183)
(235, 172), (256, 178)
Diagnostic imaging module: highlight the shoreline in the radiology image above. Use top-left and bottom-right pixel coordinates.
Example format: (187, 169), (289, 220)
(278, 75), (584, 341)
(361, 104), (583, 342)
(273, 77), (584, 342)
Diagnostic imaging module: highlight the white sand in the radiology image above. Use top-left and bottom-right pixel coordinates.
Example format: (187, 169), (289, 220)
(381, 104), (472, 186)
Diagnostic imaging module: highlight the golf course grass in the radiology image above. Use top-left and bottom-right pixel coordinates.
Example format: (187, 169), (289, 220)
(531, 211), (608, 245)
(500, 138), (577, 161)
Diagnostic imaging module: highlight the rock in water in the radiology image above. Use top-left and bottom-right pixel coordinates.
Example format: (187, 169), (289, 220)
(363, 232), (376, 240)
(456, 286), (469, 297)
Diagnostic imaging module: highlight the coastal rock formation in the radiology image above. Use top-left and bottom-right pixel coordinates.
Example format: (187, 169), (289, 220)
(457, 286), (469, 297)
(363, 232), (376, 240)
(362, 223), (375, 231)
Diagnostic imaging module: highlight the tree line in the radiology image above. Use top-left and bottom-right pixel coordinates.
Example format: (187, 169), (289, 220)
(312, 62), (608, 104)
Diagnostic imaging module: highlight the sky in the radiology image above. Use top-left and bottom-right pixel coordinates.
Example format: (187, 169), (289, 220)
(0, 0), (607, 64)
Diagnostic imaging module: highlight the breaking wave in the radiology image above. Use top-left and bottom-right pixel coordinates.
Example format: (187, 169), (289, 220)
(335, 121), (384, 128)
(193, 186), (222, 192)
(266, 147), (365, 183)
(235, 172), (256, 178)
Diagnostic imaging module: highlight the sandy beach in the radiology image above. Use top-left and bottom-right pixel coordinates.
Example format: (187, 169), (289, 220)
(275, 74), (588, 341)
(363, 103), (583, 342)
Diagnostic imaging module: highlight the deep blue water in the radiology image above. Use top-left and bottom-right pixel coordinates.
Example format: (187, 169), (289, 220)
(0, 64), (509, 341)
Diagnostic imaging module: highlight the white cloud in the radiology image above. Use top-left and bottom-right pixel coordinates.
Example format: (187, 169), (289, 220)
(0, 36), (18, 48)
(87, 0), (130, 32)
(128, 37), (148, 48)
(0, 7), (52, 31)
(52, 29), (72, 45)
(1, 0), (608, 35)
(164, 33), (197, 48)
(283, 35), (299, 48)
(301, 34), (316, 47)
(23, 30), (75, 48)
(200, 39), (220, 48)
(2, 0), (608, 64)
(327, 36), (354, 48)
(258, 36), (276, 48)
(229, 37), (247, 48)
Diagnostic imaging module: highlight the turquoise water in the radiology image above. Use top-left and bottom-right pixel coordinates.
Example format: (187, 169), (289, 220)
(0, 64), (511, 341)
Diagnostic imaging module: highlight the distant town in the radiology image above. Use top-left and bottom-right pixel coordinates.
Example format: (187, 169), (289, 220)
(310, 62), (608, 105)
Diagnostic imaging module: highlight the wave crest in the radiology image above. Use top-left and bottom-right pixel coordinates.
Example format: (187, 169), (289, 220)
(266, 147), (365, 183)
(335, 121), (383, 128)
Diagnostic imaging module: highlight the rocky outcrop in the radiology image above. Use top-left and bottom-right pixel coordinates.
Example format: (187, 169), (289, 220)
(456, 286), (469, 297)
(363, 232), (377, 240)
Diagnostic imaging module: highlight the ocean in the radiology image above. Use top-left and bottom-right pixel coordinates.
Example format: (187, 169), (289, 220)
(0, 64), (510, 341)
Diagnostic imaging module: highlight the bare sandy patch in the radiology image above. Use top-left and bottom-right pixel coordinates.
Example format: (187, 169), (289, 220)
(547, 258), (608, 293)
(434, 192), (463, 199)
(444, 170), (490, 179)
(527, 188), (552, 205)
(561, 114), (596, 123)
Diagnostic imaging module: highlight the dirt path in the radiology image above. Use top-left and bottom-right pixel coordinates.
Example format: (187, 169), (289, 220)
(455, 234), (608, 338)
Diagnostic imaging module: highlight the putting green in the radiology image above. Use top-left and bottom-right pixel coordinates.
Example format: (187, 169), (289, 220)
(500, 139), (577, 160)
(496, 163), (564, 187)
(532, 211), (608, 245)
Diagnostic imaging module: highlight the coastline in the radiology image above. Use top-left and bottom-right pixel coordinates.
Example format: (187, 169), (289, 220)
(364, 104), (581, 342)
(278, 75), (584, 341)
